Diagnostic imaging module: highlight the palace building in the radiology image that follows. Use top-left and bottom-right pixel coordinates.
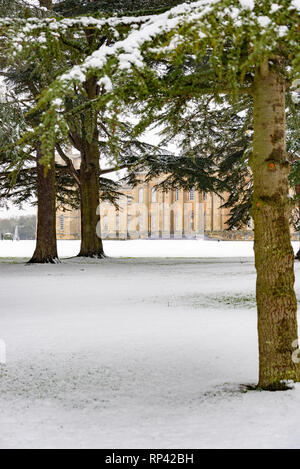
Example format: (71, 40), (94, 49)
(56, 170), (255, 241)
(55, 151), (300, 241)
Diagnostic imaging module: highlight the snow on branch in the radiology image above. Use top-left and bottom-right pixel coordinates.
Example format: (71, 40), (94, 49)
(8, 0), (299, 160)
(3, 12), (154, 52)
(49, 0), (300, 89)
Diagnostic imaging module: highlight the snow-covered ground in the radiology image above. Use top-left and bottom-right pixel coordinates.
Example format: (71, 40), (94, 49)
(0, 238), (295, 259)
(1, 242), (300, 448)
(0, 238), (260, 259)
(0, 238), (299, 260)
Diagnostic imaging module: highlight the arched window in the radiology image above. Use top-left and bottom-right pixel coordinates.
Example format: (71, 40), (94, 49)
(176, 187), (179, 201)
(138, 188), (143, 203)
(151, 187), (156, 202)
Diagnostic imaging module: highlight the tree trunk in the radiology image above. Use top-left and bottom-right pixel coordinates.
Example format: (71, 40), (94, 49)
(78, 141), (105, 258)
(29, 146), (59, 264)
(250, 63), (300, 390)
(77, 75), (105, 258)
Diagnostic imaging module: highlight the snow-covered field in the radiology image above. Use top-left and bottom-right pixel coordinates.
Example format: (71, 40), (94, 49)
(1, 241), (300, 448)
(0, 238), (260, 259)
(0, 238), (299, 260)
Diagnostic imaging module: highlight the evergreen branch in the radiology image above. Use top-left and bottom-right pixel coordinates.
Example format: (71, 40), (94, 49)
(55, 142), (80, 186)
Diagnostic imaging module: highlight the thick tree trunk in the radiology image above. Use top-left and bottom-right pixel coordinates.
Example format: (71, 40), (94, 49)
(250, 63), (300, 390)
(77, 75), (105, 258)
(78, 141), (105, 258)
(29, 146), (59, 264)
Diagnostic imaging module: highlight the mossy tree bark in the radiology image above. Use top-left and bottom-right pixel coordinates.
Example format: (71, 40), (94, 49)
(78, 141), (104, 258)
(250, 63), (300, 390)
(77, 76), (104, 258)
(29, 146), (59, 264)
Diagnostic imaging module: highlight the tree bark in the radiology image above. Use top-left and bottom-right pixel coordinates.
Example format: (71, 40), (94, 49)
(250, 63), (300, 390)
(78, 141), (105, 258)
(29, 146), (59, 264)
(77, 76), (104, 258)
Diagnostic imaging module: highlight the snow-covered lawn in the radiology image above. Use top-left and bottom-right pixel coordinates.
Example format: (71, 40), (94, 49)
(0, 238), (270, 259)
(0, 238), (260, 259)
(1, 242), (300, 448)
(0, 238), (299, 260)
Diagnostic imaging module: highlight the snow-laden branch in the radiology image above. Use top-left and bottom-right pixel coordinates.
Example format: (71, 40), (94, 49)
(59, 0), (219, 83)
(3, 11), (155, 53)
(8, 0), (299, 162)
(53, 0), (299, 85)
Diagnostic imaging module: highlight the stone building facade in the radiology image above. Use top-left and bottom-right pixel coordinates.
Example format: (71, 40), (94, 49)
(56, 173), (255, 240)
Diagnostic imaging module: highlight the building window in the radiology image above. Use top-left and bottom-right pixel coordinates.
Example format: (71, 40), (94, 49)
(151, 187), (156, 202)
(127, 214), (131, 230)
(175, 213), (179, 230)
(176, 187), (179, 201)
(203, 192), (207, 200)
(127, 196), (133, 205)
(189, 212), (194, 230)
(138, 188), (143, 203)
(116, 213), (120, 231)
(189, 187), (195, 201)
(59, 215), (64, 231)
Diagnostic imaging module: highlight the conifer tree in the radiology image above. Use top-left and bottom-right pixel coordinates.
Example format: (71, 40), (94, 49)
(27, 0), (58, 263)
(25, 0), (299, 390)
(53, 0), (188, 258)
(0, 0), (60, 262)
(4, 1), (178, 258)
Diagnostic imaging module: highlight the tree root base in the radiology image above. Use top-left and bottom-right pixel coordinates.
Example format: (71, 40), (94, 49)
(27, 257), (60, 265)
(77, 253), (106, 259)
(244, 382), (294, 392)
